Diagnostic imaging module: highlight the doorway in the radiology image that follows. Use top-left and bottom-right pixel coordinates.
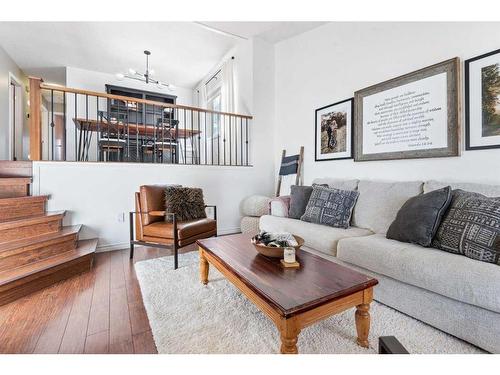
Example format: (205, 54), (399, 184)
(8, 74), (24, 161)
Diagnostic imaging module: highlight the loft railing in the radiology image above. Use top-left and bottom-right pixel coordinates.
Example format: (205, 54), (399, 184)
(28, 77), (252, 166)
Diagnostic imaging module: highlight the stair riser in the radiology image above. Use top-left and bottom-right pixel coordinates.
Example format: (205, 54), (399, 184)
(0, 253), (93, 306)
(0, 201), (45, 221)
(0, 184), (29, 199)
(0, 236), (78, 272)
(0, 161), (32, 178)
(0, 219), (62, 244)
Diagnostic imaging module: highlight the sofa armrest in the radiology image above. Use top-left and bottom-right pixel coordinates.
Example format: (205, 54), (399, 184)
(269, 196), (290, 217)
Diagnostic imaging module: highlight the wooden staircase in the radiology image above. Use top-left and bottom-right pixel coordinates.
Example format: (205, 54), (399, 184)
(0, 161), (97, 306)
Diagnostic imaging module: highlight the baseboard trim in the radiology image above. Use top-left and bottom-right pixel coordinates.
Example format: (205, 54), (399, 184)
(95, 227), (242, 253)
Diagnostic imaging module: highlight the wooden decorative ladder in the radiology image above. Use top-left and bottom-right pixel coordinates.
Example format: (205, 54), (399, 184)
(0, 161), (97, 306)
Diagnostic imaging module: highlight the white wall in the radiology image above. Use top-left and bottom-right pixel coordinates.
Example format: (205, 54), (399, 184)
(34, 37), (276, 251)
(65, 66), (194, 105)
(32, 162), (272, 251)
(0, 46), (26, 160)
(274, 22), (500, 185)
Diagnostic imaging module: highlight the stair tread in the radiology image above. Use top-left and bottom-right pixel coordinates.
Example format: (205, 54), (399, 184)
(0, 210), (65, 227)
(0, 225), (82, 253)
(0, 195), (48, 204)
(0, 238), (97, 285)
(0, 177), (32, 185)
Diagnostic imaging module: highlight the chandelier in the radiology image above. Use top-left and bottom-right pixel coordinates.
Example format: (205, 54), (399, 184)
(116, 50), (175, 91)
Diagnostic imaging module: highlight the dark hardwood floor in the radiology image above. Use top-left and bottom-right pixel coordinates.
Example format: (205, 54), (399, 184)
(0, 244), (197, 354)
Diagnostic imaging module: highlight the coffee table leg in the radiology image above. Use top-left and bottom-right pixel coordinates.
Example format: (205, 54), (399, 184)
(199, 248), (209, 285)
(279, 318), (300, 354)
(355, 303), (370, 348)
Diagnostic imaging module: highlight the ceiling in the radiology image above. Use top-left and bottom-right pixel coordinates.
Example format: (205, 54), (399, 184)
(0, 22), (325, 88)
(198, 22), (327, 43)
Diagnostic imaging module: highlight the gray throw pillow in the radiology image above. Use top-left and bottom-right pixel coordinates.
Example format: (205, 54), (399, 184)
(386, 186), (452, 247)
(300, 185), (359, 229)
(432, 189), (500, 265)
(165, 186), (207, 223)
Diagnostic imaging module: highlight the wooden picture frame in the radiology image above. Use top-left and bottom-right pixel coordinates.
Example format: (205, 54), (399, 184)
(314, 98), (354, 161)
(465, 48), (500, 151)
(354, 57), (461, 162)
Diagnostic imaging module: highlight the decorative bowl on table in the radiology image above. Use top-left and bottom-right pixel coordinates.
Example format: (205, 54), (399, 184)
(251, 233), (304, 258)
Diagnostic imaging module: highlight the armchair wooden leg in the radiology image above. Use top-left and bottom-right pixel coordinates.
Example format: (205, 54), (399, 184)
(174, 243), (178, 270)
(129, 212), (135, 259)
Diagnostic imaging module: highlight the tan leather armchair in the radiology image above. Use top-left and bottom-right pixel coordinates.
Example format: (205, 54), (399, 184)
(130, 185), (217, 269)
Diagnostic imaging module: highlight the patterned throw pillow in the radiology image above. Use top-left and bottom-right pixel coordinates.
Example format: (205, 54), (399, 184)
(164, 186), (207, 223)
(288, 184), (328, 219)
(432, 189), (500, 265)
(300, 185), (359, 229)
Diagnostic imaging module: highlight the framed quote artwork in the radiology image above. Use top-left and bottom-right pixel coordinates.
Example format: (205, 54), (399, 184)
(314, 98), (354, 161)
(354, 58), (460, 161)
(465, 48), (500, 151)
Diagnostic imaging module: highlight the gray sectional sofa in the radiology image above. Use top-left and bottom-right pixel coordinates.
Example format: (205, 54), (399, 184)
(259, 178), (500, 353)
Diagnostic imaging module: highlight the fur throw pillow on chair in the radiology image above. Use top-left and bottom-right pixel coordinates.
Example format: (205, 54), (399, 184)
(165, 186), (207, 222)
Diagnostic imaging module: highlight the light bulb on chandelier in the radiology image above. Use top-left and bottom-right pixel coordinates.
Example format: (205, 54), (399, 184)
(116, 51), (175, 91)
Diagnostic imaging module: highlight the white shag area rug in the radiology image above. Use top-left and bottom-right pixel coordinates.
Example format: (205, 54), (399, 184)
(134, 251), (484, 354)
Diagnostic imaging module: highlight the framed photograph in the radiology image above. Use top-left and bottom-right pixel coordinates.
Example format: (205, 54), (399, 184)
(314, 98), (354, 161)
(465, 48), (500, 150)
(354, 58), (460, 162)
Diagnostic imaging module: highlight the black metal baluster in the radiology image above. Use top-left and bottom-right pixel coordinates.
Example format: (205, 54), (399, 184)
(169, 107), (174, 164)
(204, 111), (207, 165)
(184, 109), (187, 164)
(191, 110), (194, 164)
(96, 96), (99, 161)
(136, 100), (139, 163)
(240, 117), (243, 166)
(85, 94), (91, 161)
(126, 100), (130, 162)
(50, 90), (54, 160)
(234, 116), (238, 166)
(229, 115), (232, 166)
(62, 91), (66, 161)
(246, 118), (249, 166)
(223, 114), (226, 165)
(174, 108), (179, 164)
(197, 111), (201, 165)
(107, 97), (111, 162)
(153, 104), (157, 163)
(217, 113), (220, 166)
(75, 93), (80, 161)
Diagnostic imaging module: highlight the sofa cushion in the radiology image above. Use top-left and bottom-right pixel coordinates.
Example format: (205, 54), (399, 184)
(386, 186), (452, 247)
(143, 218), (216, 240)
(312, 178), (359, 191)
(337, 234), (500, 313)
(425, 180), (500, 197)
(300, 185), (359, 229)
(240, 195), (271, 217)
(432, 189), (500, 265)
(259, 215), (372, 256)
(352, 180), (423, 234)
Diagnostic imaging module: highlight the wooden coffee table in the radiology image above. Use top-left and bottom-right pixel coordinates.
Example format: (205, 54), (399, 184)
(197, 233), (378, 354)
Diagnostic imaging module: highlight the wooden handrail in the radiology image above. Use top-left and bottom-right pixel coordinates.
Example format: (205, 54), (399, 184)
(39, 83), (253, 120)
